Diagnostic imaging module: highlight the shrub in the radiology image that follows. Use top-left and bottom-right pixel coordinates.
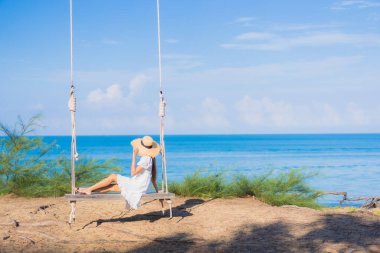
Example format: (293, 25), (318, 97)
(169, 172), (227, 198)
(0, 115), (121, 197)
(0, 114), (55, 196)
(169, 170), (321, 209)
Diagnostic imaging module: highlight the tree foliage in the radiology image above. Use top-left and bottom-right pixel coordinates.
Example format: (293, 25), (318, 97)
(0, 115), (121, 197)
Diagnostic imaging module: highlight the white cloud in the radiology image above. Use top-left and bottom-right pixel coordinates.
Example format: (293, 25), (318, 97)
(78, 115), (159, 135)
(234, 17), (255, 23)
(229, 17), (256, 27)
(235, 96), (378, 130)
(271, 23), (342, 32)
(332, 0), (380, 10)
(236, 96), (297, 127)
(128, 74), (150, 99)
(222, 32), (380, 51)
(87, 83), (124, 105)
(168, 56), (363, 90)
(236, 32), (275, 41)
(165, 39), (179, 44)
(86, 73), (151, 108)
(347, 103), (371, 125)
(201, 97), (230, 128)
(163, 54), (203, 69)
(223, 17), (380, 52)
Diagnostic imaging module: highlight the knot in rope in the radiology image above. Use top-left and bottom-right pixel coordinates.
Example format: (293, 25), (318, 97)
(159, 93), (166, 117)
(68, 87), (77, 112)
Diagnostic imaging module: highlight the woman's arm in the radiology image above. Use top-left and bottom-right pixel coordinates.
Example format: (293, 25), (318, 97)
(130, 147), (143, 176)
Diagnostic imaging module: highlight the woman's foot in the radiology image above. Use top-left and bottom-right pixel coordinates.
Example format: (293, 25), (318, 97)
(77, 187), (92, 195)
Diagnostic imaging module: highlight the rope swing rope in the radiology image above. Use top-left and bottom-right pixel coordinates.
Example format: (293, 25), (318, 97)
(156, 0), (169, 193)
(66, 0), (173, 223)
(68, 0), (78, 223)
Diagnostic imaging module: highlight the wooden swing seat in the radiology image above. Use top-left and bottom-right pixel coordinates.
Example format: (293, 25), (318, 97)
(65, 192), (175, 201)
(64, 192), (175, 222)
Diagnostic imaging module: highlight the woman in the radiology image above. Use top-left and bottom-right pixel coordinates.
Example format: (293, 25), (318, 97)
(77, 135), (160, 209)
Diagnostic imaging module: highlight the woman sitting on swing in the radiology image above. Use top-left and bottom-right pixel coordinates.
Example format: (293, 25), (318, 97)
(77, 136), (160, 209)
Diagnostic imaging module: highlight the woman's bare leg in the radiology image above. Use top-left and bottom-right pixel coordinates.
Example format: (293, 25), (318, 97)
(78, 174), (118, 194)
(94, 184), (121, 193)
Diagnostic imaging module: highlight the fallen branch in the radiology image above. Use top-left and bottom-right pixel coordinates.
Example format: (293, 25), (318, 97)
(345, 196), (380, 208)
(17, 235), (35, 244)
(318, 191), (380, 208)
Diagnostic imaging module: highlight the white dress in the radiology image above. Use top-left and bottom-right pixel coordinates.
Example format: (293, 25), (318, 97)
(116, 156), (152, 209)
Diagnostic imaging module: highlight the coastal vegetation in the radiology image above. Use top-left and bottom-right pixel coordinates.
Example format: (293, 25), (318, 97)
(0, 115), (121, 197)
(1, 115), (320, 208)
(169, 170), (321, 209)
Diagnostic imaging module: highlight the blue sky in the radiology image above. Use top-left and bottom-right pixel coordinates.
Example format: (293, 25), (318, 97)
(1, 0), (380, 135)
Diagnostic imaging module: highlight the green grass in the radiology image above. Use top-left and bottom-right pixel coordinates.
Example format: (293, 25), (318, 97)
(169, 170), (321, 209)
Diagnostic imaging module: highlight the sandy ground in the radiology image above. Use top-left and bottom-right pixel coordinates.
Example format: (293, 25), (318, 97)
(1, 195), (380, 253)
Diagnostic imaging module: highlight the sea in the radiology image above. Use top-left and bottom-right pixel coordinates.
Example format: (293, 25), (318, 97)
(39, 134), (380, 206)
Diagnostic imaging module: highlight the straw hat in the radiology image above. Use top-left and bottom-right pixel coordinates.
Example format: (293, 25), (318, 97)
(131, 136), (161, 157)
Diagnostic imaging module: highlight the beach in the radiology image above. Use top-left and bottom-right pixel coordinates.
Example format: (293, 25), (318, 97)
(1, 195), (380, 252)
(2, 0), (380, 252)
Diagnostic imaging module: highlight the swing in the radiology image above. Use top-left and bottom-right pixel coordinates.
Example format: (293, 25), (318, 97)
(64, 0), (175, 224)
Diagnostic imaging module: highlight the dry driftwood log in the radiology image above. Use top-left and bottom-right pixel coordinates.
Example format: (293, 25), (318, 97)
(345, 196), (380, 208)
(319, 191), (380, 208)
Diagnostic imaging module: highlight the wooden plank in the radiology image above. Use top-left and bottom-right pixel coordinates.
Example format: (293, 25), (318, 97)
(64, 193), (175, 201)
(142, 192), (175, 199)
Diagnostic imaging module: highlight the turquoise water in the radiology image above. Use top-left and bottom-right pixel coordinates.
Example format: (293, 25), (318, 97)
(41, 134), (380, 206)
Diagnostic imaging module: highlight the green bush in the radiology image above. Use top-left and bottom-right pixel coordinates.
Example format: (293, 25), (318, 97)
(169, 170), (321, 209)
(0, 115), (121, 197)
(169, 172), (227, 198)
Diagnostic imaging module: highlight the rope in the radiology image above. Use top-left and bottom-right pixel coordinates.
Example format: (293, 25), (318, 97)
(69, 201), (76, 224)
(70, 0), (73, 90)
(69, 0), (78, 199)
(69, 90), (78, 162)
(156, 0), (163, 92)
(156, 0), (168, 193)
